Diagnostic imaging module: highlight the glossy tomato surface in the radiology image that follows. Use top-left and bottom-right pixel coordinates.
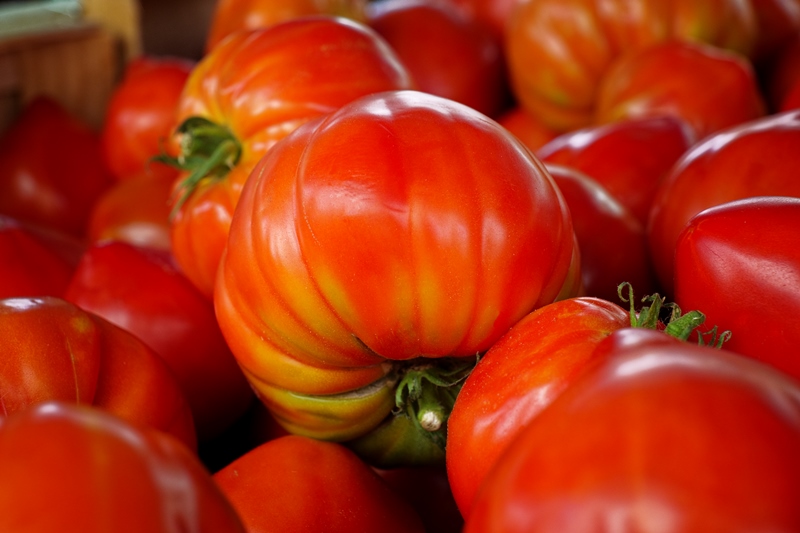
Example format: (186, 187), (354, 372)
(595, 40), (766, 141)
(0, 296), (196, 450)
(0, 402), (244, 533)
(0, 97), (113, 238)
(465, 328), (800, 532)
(496, 106), (559, 153)
(505, 0), (758, 132)
(100, 56), (193, 182)
(366, 0), (509, 118)
(447, 296), (630, 517)
(647, 109), (800, 295)
(64, 241), (253, 441)
(169, 16), (414, 298)
(674, 196), (800, 380)
(214, 435), (426, 533)
(215, 90), (578, 461)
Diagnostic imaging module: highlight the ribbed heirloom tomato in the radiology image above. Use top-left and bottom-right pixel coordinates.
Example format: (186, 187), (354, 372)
(215, 90), (579, 465)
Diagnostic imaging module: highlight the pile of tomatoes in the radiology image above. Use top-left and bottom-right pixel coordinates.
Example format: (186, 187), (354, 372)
(1, 0), (800, 531)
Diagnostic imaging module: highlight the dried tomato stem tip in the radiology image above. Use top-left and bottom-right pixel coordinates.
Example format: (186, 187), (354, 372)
(394, 357), (477, 439)
(153, 116), (243, 218)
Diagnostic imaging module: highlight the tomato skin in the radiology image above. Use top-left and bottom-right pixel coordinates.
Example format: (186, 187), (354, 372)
(170, 16), (414, 298)
(63, 241), (253, 442)
(546, 165), (658, 302)
(465, 328), (800, 533)
(0, 97), (113, 238)
(538, 115), (693, 227)
(595, 40), (766, 141)
(497, 106), (559, 153)
(214, 435), (426, 533)
(0, 296), (196, 450)
(0, 218), (76, 299)
(505, 0), (758, 132)
(365, 0), (509, 118)
(100, 56), (193, 182)
(647, 109), (800, 296)
(766, 33), (800, 111)
(0, 402), (244, 533)
(87, 171), (173, 251)
(750, 0), (800, 62)
(674, 196), (800, 381)
(205, 0), (368, 52)
(447, 296), (629, 518)
(215, 90), (577, 448)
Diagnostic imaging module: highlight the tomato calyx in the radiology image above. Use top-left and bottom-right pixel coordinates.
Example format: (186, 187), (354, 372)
(393, 357), (477, 447)
(617, 282), (731, 347)
(154, 117), (242, 219)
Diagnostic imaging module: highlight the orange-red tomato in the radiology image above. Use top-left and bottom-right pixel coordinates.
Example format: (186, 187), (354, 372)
(0, 402), (244, 533)
(496, 106), (559, 153)
(0, 297), (196, 450)
(465, 328), (800, 532)
(87, 171), (173, 251)
(100, 56), (193, 182)
(205, 0), (368, 52)
(365, 0), (510, 118)
(0, 97), (113, 238)
(214, 435), (426, 532)
(647, 109), (800, 295)
(595, 40), (766, 140)
(167, 16), (414, 298)
(505, 0), (758, 132)
(214, 90), (579, 464)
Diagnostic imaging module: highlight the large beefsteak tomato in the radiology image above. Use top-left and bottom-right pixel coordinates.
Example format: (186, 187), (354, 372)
(164, 16), (414, 298)
(214, 90), (579, 466)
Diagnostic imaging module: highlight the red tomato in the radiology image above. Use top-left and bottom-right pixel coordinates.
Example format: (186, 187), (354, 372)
(87, 171), (173, 251)
(674, 196), (800, 381)
(447, 297), (630, 517)
(765, 33), (800, 111)
(0, 217), (76, 299)
(63, 241), (254, 442)
(496, 106), (559, 153)
(647, 109), (800, 295)
(595, 40), (766, 141)
(504, 0), (758, 132)
(436, 0), (522, 42)
(214, 435), (425, 532)
(537, 115), (693, 226)
(215, 90), (579, 464)
(465, 328), (800, 532)
(100, 56), (193, 182)
(365, 0), (509, 118)
(0, 296), (196, 450)
(0, 96), (113, 238)
(205, 0), (368, 52)
(0, 402), (244, 533)
(546, 164), (657, 301)
(750, 0), (800, 62)
(167, 16), (414, 298)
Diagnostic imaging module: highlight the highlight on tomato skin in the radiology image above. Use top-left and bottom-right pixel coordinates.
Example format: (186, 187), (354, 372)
(214, 89), (579, 467)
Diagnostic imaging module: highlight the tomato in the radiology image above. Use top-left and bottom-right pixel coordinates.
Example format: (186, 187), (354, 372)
(436, 0), (522, 42)
(365, 0), (510, 118)
(214, 435), (426, 532)
(0, 96), (113, 238)
(205, 0), (368, 52)
(87, 171), (173, 251)
(765, 33), (800, 111)
(545, 164), (657, 301)
(647, 109), (800, 295)
(100, 56), (193, 182)
(0, 296), (196, 450)
(214, 90), (579, 465)
(595, 40), (766, 141)
(537, 115), (693, 226)
(0, 402), (244, 533)
(165, 16), (414, 298)
(496, 106), (559, 153)
(750, 0), (800, 62)
(674, 196), (800, 381)
(464, 328), (800, 532)
(0, 217), (77, 299)
(504, 0), (758, 132)
(63, 241), (254, 442)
